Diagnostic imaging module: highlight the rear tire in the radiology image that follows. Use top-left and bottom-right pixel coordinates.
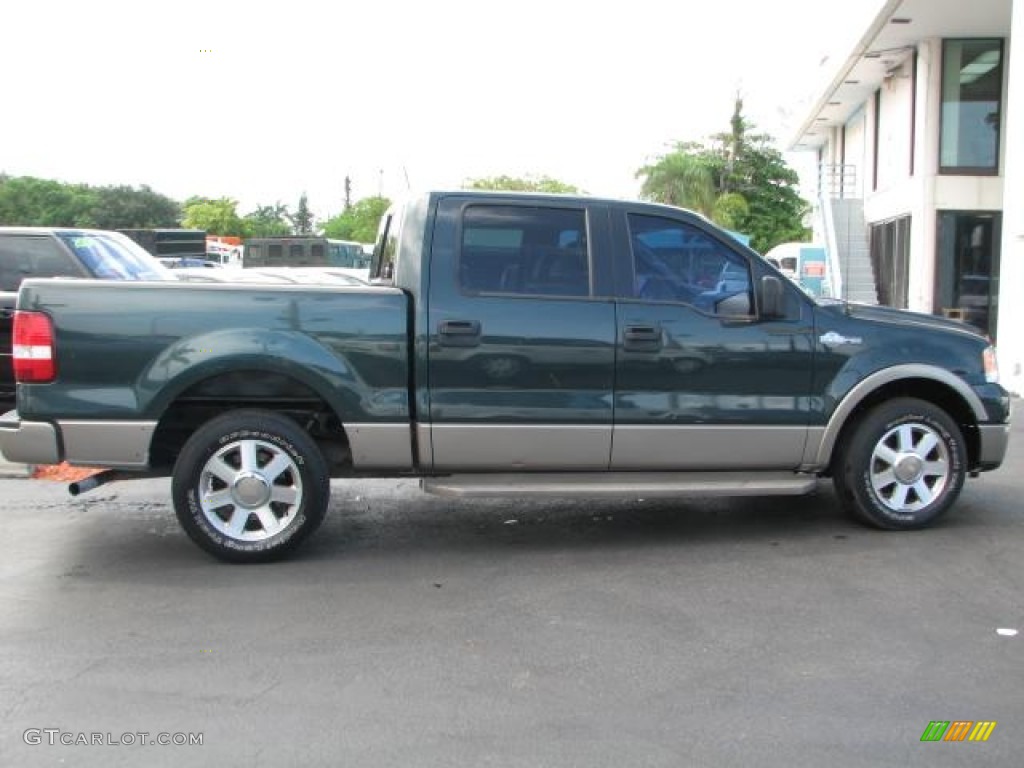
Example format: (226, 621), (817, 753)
(833, 398), (966, 530)
(172, 409), (329, 562)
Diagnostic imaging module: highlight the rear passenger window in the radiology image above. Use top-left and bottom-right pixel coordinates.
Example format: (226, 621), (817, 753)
(0, 235), (83, 292)
(459, 206), (589, 297)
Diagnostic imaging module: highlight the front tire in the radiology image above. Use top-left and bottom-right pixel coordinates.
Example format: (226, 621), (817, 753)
(834, 398), (966, 530)
(172, 410), (330, 562)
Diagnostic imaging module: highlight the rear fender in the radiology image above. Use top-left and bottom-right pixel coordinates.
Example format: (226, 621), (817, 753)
(137, 328), (408, 423)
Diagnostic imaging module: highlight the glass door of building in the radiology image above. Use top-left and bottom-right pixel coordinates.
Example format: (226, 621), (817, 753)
(935, 211), (1001, 339)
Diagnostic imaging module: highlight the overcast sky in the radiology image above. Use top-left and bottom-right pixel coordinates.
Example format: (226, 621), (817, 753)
(1, 0), (884, 220)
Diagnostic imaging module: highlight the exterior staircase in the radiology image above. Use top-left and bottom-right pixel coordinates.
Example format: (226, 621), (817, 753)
(828, 199), (877, 304)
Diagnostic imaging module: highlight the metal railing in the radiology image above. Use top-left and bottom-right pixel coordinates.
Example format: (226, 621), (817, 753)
(817, 164), (858, 200)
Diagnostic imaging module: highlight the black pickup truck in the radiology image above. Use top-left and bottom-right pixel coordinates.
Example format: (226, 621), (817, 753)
(0, 192), (1011, 562)
(0, 228), (173, 406)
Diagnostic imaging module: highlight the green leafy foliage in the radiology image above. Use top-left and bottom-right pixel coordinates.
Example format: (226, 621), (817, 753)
(182, 197), (246, 236)
(90, 185), (182, 229)
(288, 193), (315, 236)
(636, 98), (810, 253)
(636, 153), (716, 216)
(242, 204), (291, 237)
(464, 175), (581, 194)
(0, 175), (180, 228)
(321, 196), (391, 243)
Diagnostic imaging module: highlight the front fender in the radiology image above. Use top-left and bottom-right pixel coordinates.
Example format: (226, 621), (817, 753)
(805, 363), (987, 468)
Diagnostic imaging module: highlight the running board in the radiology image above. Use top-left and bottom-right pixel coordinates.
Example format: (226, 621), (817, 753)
(421, 472), (818, 499)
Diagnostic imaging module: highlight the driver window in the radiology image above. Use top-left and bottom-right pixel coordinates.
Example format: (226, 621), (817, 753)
(627, 214), (752, 315)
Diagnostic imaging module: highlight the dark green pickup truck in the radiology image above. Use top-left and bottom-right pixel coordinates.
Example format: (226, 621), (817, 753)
(0, 191), (1012, 561)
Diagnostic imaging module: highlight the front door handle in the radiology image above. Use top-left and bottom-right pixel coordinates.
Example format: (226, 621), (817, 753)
(623, 324), (661, 352)
(438, 320), (481, 347)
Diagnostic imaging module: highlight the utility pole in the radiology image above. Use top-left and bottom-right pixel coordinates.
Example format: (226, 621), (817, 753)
(344, 176), (352, 211)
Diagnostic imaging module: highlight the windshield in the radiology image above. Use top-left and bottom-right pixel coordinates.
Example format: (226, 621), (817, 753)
(58, 232), (174, 281)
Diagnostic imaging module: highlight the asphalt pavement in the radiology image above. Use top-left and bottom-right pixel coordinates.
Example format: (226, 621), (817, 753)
(1, 418), (1022, 767)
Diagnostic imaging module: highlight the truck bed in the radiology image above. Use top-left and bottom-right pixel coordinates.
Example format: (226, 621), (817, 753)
(15, 279), (411, 426)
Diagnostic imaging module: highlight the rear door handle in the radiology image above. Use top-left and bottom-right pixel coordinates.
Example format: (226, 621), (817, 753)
(438, 320), (481, 347)
(623, 324), (662, 351)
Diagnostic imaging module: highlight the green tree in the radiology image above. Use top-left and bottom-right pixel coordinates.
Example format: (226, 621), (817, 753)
(0, 175), (180, 228)
(636, 153), (716, 216)
(288, 193), (315, 235)
(0, 176), (91, 226)
(89, 185), (180, 229)
(242, 203), (291, 237)
(724, 132), (810, 251)
(636, 97), (809, 253)
(182, 196), (245, 236)
(710, 192), (749, 232)
(321, 196), (391, 243)
(464, 175), (581, 194)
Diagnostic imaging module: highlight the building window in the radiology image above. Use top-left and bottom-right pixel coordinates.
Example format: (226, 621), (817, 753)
(940, 39), (1003, 174)
(869, 216), (911, 309)
(935, 212), (1001, 339)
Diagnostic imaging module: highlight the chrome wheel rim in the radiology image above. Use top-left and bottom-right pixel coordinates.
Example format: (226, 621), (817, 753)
(199, 438), (303, 541)
(869, 423), (950, 512)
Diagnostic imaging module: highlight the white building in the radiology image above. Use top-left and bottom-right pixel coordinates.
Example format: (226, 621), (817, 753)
(791, 0), (1024, 394)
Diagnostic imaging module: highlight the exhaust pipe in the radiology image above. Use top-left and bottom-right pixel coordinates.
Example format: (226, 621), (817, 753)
(68, 469), (133, 496)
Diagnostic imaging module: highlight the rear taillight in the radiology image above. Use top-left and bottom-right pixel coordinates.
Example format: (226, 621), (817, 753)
(12, 311), (56, 383)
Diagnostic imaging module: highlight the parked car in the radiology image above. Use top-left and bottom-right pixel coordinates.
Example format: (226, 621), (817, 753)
(0, 192), (1010, 563)
(0, 227), (172, 406)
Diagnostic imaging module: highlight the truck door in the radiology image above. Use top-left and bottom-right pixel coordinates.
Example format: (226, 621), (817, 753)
(426, 197), (617, 470)
(610, 210), (815, 470)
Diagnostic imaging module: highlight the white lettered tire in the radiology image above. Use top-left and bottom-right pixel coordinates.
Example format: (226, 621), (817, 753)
(834, 398), (966, 530)
(172, 410), (329, 562)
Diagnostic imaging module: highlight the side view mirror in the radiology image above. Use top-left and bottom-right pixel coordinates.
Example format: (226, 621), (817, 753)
(760, 275), (784, 319)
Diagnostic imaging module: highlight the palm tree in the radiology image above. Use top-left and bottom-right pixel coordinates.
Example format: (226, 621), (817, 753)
(636, 151), (716, 217)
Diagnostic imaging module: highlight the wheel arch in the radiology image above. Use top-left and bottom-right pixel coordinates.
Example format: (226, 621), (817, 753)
(148, 367), (354, 474)
(811, 365), (985, 473)
(137, 330), (368, 422)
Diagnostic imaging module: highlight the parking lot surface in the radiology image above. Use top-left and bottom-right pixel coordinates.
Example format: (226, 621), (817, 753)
(2, 418), (1022, 767)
